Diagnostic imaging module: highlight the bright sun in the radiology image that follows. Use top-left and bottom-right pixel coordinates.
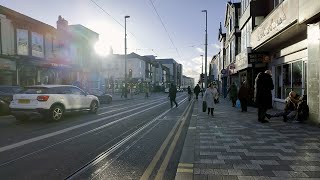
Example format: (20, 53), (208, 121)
(94, 40), (109, 57)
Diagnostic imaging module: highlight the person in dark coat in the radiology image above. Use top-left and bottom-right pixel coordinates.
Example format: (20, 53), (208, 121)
(228, 82), (238, 107)
(238, 81), (249, 112)
(194, 84), (201, 100)
(255, 70), (274, 123)
(187, 86), (192, 101)
(169, 83), (178, 108)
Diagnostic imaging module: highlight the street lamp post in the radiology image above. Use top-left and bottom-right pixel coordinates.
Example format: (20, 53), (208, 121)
(202, 10), (208, 88)
(124, 15), (130, 98)
(201, 54), (204, 97)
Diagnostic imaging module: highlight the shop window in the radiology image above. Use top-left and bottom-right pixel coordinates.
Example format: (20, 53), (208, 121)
(304, 61), (307, 95)
(274, 60), (305, 100)
(282, 64), (291, 98)
(292, 61), (303, 96)
(275, 66), (282, 99)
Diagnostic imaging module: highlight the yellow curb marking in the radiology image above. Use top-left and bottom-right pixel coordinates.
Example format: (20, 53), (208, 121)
(178, 163), (193, 168)
(155, 101), (194, 180)
(140, 98), (189, 180)
(177, 168), (193, 173)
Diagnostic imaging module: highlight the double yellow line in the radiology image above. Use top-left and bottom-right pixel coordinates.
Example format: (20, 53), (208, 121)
(140, 99), (194, 180)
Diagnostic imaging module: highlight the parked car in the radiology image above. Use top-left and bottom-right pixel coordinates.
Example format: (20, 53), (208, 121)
(9, 85), (100, 121)
(0, 86), (22, 116)
(88, 88), (112, 104)
(164, 88), (169, 93)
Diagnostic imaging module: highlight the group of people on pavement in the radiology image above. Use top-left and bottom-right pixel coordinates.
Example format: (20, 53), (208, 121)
(170, 69), (309, 123)
(225, 69), (309, 124)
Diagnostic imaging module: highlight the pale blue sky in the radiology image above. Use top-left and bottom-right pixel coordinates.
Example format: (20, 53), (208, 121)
(1, 0), (230, 80)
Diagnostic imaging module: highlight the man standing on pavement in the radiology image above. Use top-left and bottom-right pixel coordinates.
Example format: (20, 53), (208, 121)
(255, 70), (274, 123)
(194, 84), (201, 100)
(169, 83), (178, 108)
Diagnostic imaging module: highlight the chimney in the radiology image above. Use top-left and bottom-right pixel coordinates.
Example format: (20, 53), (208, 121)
(57, 15), (69, 31)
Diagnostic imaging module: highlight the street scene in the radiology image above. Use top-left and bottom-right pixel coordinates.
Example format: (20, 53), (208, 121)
(1, 0), (320, 179)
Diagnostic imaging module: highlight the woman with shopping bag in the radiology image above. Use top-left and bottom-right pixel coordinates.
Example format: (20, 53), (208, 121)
(203, 83), (219, 116)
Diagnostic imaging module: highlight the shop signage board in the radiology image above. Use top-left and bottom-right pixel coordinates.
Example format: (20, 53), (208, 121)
(251, 0), (298, 48)
(248, 53), (270, 64)
(16, 29), (29, 55)
(0, 58), (16, 71)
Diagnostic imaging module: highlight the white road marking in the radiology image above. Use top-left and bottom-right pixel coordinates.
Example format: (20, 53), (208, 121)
(0, 99), (169, 153)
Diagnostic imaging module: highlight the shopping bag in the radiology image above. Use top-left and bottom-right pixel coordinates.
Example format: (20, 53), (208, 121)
(236, 99), (241, 108)
(202, 101), (207, 112)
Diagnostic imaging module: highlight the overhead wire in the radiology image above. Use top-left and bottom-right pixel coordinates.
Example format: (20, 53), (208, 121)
(148, 0), (183, 62)
(90, 0), (159, 56)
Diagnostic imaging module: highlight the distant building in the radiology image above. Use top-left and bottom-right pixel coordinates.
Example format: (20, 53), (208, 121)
(157, 58), (179, 86)
(182, 75), (194, 89)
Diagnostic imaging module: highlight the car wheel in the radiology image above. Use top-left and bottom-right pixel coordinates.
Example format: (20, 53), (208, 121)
(107, 97), (112, 104)
(89, 101), (98, 114)
(50, 105), (64, 121)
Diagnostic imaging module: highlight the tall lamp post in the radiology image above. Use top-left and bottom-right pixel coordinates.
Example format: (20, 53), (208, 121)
(124, 15), (130, 98)
(201, 10), (208, 88)
(201, 54), (204, 96)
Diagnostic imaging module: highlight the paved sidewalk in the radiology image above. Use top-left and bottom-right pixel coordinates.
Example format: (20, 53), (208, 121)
(176, 98), (320, 180)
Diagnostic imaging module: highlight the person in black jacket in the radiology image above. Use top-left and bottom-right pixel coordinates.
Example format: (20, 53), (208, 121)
(238, 81), (249, 112)
(187, 86), (192, 101)
(194, 84), (201, 100)
(254, 70), (274, 123)
(169, 83), (178, 108)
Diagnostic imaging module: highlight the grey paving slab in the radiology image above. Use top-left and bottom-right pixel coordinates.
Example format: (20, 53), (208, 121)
(176, 99), (320, 180)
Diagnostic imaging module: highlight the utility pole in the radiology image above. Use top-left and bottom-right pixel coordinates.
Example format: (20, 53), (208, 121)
(124, 15), (130, 98)
(202, 10), (208, 88)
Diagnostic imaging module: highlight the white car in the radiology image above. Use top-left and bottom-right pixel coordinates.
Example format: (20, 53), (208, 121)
(10, 85), (100, 121)
(164, 88), (169, 93)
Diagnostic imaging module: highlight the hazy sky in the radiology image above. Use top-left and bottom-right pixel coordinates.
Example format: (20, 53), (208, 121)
(1, 0), (230, 81)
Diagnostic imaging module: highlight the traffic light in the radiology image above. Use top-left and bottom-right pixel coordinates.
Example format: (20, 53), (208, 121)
(129, 69), (132, 78)
(201, 73), (204, 82)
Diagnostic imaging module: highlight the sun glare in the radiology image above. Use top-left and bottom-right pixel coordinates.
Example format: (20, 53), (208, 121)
(94, 40), (109, 57)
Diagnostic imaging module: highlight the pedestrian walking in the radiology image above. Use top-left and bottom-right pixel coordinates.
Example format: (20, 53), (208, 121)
(121, 86), (125, 98)
(194, 84), (201, 100)
(187, 86), (192, 101)
(203, 83), (219, 116)
(145, 86), (149, 99)
(255, 70), (274, 123)
(169, 83), (178, 108)
(238, 81), (249, 112)
(228, 82), (238, 107)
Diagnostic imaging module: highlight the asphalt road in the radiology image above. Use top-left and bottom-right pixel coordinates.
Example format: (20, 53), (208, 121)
(0, 92), (194, 180)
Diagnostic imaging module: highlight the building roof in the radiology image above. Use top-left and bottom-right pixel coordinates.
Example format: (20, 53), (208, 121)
(0, 5), (56, 33)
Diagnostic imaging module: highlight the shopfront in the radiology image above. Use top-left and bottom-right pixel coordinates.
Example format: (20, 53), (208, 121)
(271, 48), (308, 109)
(0, 58), (16, 85)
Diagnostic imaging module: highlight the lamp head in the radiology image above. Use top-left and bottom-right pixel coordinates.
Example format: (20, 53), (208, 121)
(201, 10), (207, 13)
(125, 15), (130, 18)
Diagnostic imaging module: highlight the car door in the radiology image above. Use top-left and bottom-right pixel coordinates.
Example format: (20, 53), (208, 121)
(58, 86), (76, 110)
(69, 87), (84, 109)
(70, 87), (90, 109)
